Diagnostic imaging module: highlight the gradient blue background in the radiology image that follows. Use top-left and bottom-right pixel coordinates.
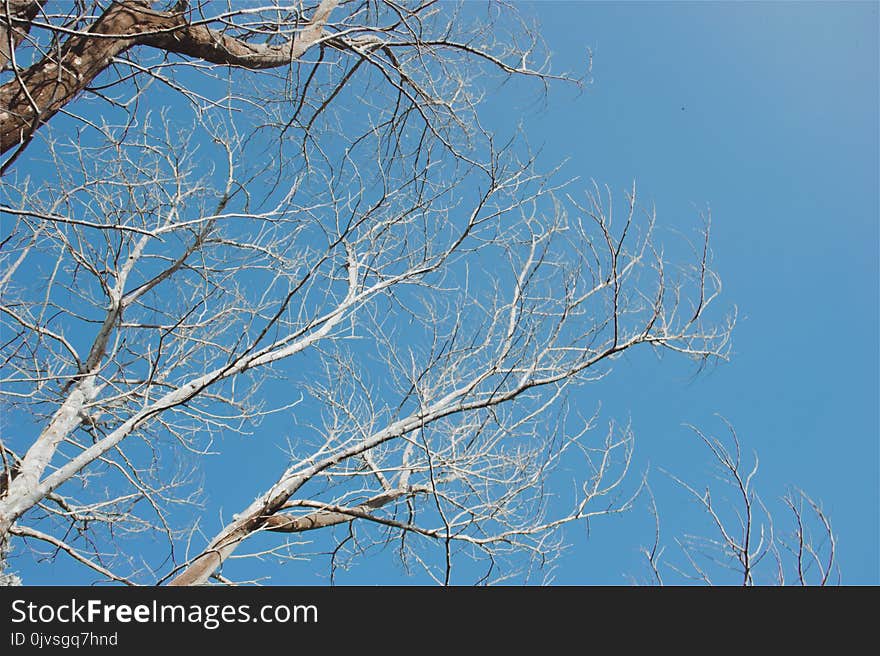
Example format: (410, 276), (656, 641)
(9, 1), (878, 585)
(524, 0), (879, 584)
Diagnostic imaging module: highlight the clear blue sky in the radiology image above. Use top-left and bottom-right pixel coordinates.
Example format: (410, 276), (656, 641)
(520, 0), (879, 584)
(10, 1), (878, 585)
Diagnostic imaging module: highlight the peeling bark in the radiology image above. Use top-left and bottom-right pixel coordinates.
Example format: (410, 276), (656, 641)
(166, 486), (415, 585)
(263, 490), (413, 533)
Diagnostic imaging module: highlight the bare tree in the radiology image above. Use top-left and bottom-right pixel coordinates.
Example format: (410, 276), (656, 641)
(639, 420), (838, 586)
(0, 1), (732, 585)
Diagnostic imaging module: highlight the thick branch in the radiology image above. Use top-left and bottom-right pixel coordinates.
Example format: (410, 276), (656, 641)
(0, 0), (45, 70)
(1, 1), (155, 155)
(139, 0), (338, 69)
(263, 488), (420, 533)
(0, 0), (338, 157)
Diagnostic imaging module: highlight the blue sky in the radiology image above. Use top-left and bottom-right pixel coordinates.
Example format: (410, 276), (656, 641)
(7, 1), (878, 586)
(516, 0), (878, 583)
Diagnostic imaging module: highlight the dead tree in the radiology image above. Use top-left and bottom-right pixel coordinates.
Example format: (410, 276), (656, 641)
(0, 1), (732, 584)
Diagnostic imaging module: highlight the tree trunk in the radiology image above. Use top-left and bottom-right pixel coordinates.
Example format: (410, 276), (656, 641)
(0, 1), (157, 156)
(0, 0), (338, 158)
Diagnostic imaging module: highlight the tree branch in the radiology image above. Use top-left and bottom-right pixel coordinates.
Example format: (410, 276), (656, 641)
(138, 0), (339, 69)
(0, 0), (338, 157)
(0, 0), (45, 70)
